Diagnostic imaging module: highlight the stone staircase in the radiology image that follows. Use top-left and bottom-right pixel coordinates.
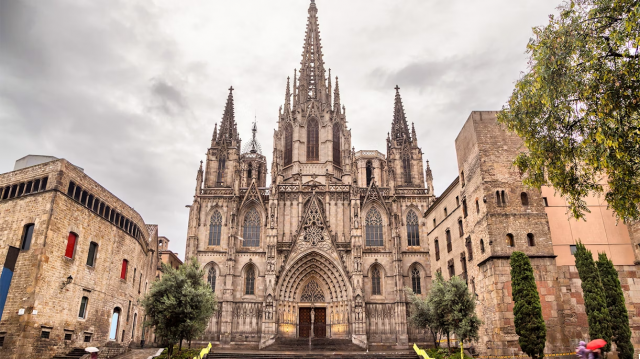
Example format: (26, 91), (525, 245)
(52, 348), (87, 359)
(206, 338), (419, 359)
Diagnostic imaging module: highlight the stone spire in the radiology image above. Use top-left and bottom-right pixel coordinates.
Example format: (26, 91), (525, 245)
(411, 122), (417, 145)
(211, 123), (218, 148)
(284, 76), (291, 112)
(333, 76), (341, 114)
(391, 85), (411, 144)
(425, 160), (434, 194)
(242, 118), (262, 154)
(297, 0), (327, 103)
(217, 86), (239, 142)
(195, 160), (203, 195)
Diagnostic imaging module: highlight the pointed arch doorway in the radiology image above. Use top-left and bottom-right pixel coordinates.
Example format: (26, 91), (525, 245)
(298, 279), (326, 338)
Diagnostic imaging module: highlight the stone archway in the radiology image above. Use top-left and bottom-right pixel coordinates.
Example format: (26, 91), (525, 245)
(275, 250), (352, 339)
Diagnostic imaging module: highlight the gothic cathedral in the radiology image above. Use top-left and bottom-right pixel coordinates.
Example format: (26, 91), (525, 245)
(185, 0), (435, 348)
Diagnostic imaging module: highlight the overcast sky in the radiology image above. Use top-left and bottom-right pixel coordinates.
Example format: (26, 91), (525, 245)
(0, 0), (561, 259)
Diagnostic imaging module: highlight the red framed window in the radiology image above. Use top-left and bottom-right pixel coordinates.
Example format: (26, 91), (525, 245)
(65, 232), (77, 258)
(121, 259), (128, 280)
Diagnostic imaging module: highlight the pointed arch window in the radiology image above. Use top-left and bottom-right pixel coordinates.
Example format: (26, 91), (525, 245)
(247, 163), (253, 181)
(411, 267), (421, 294)
(216, 156), (226, 185)
(284, 123), (293, 166)
(307, 118), (319, 161)
(365, 208), (383, 246)
(209, 211), (222, 246)
(208, 267), (216, 292)
(371, 267), (382, 295)
(245, 266), (255, 295)
(333, 124), (341, 166)
(366, 160), (373, 186)
(403, 152), (412, 184)
(406, 210), (420, 246)
(242, 208), (261, 247)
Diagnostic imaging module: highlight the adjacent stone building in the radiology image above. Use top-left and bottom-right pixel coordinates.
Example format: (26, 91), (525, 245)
(0, 156), (160, 358)
(424, 111), (640, 355)
(185, 0), (434, 349)
(157, 236), (183, 279)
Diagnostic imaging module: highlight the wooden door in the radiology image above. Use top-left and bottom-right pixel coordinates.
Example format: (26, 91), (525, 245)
(299, 308), (311, 338)
(314, 308), (326, 338)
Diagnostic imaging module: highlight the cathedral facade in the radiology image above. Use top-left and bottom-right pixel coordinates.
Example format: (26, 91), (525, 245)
(184, 0), (434, 349)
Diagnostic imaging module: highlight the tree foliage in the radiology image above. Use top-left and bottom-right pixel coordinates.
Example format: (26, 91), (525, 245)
(574, 242), (612, 352)
(407, 271), (482, 351)
(510, 252), (546, 359)
(142, 258), (217, 359)
(497, 0), (640, 221)
(596, 253), (633, 359)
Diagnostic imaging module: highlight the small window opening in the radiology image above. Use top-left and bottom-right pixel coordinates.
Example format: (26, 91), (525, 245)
(84, 334), (92, 343)
(78, 296), (89, 319)
(444, 207), (448, 217)
(475, 199), (480, 213)
(40, 328), (51, 339)
(458, 219), (464, 237)
(462, 199), (468, 218)
(366, 160), (373, 187)
(21, 223), (35, 251)
(87, 242), (98, 267)
(446, 230), (452, 253)
(64, 332), (72, 341)
(121, 259), (128, 280)
(570, 245), (577, 255)
(65, 232), (77, 259)
(506, 233), (515, 247)
(527, 233), (535, 246)
(542, 197), (548, 207)
(521, 192), (529, 206)
(434, 239), (440, 261)
(480, 239), (485, 254)
(455, 196), (459, 207)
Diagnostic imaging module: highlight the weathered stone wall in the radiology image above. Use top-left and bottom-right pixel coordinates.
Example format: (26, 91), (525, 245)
(0, 159), (158, 359)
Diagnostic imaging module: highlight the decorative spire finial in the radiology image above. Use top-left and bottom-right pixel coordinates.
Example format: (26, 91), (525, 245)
(298, 0), (326, 102)
(391, 85), (410, 143)
(217, 86), (238, 142)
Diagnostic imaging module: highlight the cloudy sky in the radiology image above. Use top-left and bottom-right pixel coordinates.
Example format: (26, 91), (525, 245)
(0, 0), (560, 258)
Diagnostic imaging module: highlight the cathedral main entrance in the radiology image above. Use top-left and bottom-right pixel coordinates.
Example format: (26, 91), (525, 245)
(298, 307), (326, 338)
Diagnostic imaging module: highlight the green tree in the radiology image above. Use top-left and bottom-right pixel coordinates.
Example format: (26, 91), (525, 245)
(497, 0), (640, 221)
(445, 276), (482, 350)
(142, 258), (217, 359)
(430, 271), (454, 349)
(574, 242), (612, 352)
(510, 252), (546, 359)
(406, 287), (441, 348)
(596, 253), (633, 359)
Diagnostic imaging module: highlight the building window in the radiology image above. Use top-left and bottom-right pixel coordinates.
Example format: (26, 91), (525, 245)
(366, 160), (373, 186)
(475, 199), (480, 214)
(506, 233), (515, 247)
(542, 197), (548, 207)
(496, 190), (507, 206)
(527, 233), (535, 246)
(121, 259), (128, 280)
(521, 192), (529, 206)
(247, 163), (253, 181)
(471, 277), (476, 296)
(460, 171), (465, 187)
(480, 239), (485, 254)
(458, 219), (464, 237)
(434, 239), (440, 261)
(41, 328), (51, 339)
(209, 211), (222, 246)
(446, 230), (452, 252)
(444, 207), (448, 217)
(86, 242), (98, 267)
(242, 208), (261, 247)
(402, 152), (412, 184)
(433, 218), (436, 228)
(466, 237), (473, 261)
(365, 208), (384, 246)
(447, 259), (455, 278)
(21, 223), (35, 251)
(284, 123), (293, 166)
(462, 199), (468, 218)
(570, 245), (577, 255)
(78, 296), (89, 319)
(371, 267), (381, 295)
(65, 232), (77, 259)
(132, 313), (137, 339)
(245, 266), (255, 295)
(406, 210), (420, 246)
(64, 332), (72, 341)
(411, 267), (421, 294)
(307, 118), (319, 161)
(109, 308), (120, 341)
(456, 196), (459, 207)
(333, 124), (341, 166)
(216, 157), (226, 185)
(84, 333), (92, 343)
(208, 267), (216, 292)
(460, 252), (468, 281)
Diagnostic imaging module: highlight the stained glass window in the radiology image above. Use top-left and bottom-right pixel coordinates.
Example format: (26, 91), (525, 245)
(411, 267), (421, 294)
(245, 266), (255, 295)
(300, 280), (325, 302)
(372, 267), (381, 295)
(307, 118), (319, 161)
(284, 123), (293, 166)
(365, 208), (383, 246)
(209, 211), (222, 246)
(243, 209), (261, 247)
(333, 124), (341, 166)
(406, 210), (420, 246)
(208, 267), (216, 292)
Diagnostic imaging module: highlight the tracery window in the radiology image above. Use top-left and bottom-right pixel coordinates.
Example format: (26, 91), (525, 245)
(411, 267), (421, 294)
(406, 210), (420, 246)
(333, 124), (341, 166)
(402, 152), (412, 184)
(209, 211), (222, 246)
(242, 209), (261, 247)
(307, 118), (319, 161)
(208, 267), (216, 292)
(284, 123), (293, 166)
(216, 157), (226, 185)
(371, 267), (382, 295)
(300, 280), (325, 302)
(365, 208), (383, 246)
(245, 266), (255, 295)
(366, 160), (373, 186)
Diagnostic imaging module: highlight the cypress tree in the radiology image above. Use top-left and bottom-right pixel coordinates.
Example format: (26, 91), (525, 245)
(573, 241), (612, 352)
(596, 253), (633, 359)
(510, 251), (546, 359)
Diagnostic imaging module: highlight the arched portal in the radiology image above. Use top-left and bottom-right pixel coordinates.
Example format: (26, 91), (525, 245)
(275, 250), (352, 339)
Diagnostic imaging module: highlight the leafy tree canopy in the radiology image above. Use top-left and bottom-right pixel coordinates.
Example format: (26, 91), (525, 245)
(142, 258), (217, 358)
(498, 0), (640, 221)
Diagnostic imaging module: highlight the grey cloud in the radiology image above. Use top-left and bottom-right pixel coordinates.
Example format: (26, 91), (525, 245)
(149, 78), (187, 115)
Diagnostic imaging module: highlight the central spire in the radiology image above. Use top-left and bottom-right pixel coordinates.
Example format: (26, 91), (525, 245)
(298, 0), (327, 103)
(391, 85), (411, 144)
(217, 86), (239, 143)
